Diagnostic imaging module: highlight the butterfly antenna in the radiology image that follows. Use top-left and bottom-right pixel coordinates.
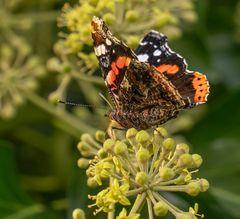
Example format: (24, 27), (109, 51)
(98, 93), (113, 109)
(58, 100), (107, 109)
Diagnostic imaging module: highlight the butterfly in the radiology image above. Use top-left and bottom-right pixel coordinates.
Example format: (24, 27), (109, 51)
(91, 16), (209, 131)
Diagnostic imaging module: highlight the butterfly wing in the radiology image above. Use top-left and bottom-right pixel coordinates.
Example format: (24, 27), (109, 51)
(91, 16), (137, 108)
(135, 30), (209, 106)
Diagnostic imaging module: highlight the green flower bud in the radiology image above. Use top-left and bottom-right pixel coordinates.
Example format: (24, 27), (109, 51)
(126, 128), (138, 139)
(176, 143), (190, 154)
(103, 139), (115, 152)
(0, 103), (15, 119)
(48, 91), (61, 103)
(154, 14), (171, 28)
(77, 158), (90, 169)
(159, 167), (174, 181)
(154, 127), (168, 138)
(77, 142), (90, 152)
(81, 133), (93, 143)
(135, 171), (148, 185)
(136, 130), (150, 144)
(72, 208), (85, 219)
(125, 10), (140, 22)
(162, 138), (175, 151)
(199, 178), (209, 192)
(190, 154), (203, 168)
(186, 182), (200, 196)
(153, 201), (168, 217)
(53, 40), (65, 55)
(12, 93), (24, 106)
(127, 36), (140, 49)
(87, 177), (98, 188)
(46, 57), (61, 72)
(136, 146), (150, 163)
(114, 141), (127, 155)
(95, 130), (105, 143)
(177, 154), (193, 168)
(97, 148), (107, 158)
(103, 13), (116, 25)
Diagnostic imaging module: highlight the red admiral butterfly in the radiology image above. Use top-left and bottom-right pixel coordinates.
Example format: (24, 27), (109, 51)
(91, 16), (209, 130)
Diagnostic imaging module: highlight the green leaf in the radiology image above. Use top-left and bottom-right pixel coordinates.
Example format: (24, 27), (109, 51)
(0, 141), (62, 219)
(211, 187), (240, 218)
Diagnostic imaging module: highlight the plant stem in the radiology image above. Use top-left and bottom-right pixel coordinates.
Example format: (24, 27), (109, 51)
(108, 177), (115, 219)
(125, 187), (145, 197)
(129, 193), (147, 215)
(72, 72), (104, 85)
(147, 190), (157, 205)
(153, 185), (185, 192)
(4, 204), (44, 219)
(149, 141), (161, 175)
(147, 197), (154, 219)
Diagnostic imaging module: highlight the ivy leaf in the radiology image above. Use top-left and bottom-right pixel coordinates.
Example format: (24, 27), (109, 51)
(0, 141), (62, 219)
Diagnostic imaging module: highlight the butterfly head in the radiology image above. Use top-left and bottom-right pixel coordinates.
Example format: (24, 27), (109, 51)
(91, 16), (113, 47)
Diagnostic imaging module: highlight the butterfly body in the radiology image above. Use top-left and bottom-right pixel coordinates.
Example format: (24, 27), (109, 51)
(91, 16), (209, 130)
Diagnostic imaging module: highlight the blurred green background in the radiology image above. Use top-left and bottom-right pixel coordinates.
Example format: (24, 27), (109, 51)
(0, 0), (240, 218)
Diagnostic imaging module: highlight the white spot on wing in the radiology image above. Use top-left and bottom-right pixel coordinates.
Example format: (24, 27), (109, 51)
(140, 41), (148, 46)
(137, 54), (149, 62)
(100, 44), (106, 55)
(94, 46), (101, 56)
(153, 49), (162, 56)
(106, 38), (112, 45)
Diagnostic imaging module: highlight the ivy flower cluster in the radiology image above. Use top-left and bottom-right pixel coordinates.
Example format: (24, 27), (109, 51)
(76, 127), (209, 219)
(0, 42), (44, 119)
(59, 0), (197, 55)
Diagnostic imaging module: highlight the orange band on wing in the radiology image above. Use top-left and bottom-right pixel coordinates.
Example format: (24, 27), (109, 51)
(192, 72), (209, 103)
(106, 56), (131, 90)
(116, 56), (126, 69)
(106, 70), (117, 89)
(116, 56), (131, 69)
(156, 64), (179, 74)
(111, 62), (119, 75)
